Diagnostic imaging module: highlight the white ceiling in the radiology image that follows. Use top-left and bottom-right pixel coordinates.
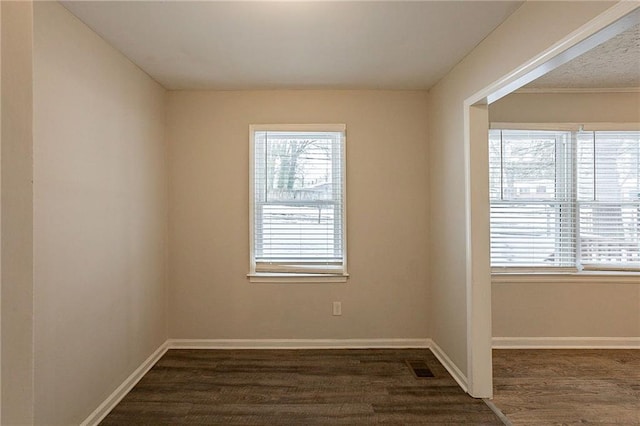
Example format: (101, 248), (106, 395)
(526, 23), (640, 89)
(61, 1), (523, 90)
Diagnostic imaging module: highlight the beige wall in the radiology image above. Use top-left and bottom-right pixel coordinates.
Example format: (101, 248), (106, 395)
(427, 1), (616, 377)
(490, 91), (640, 123)
(493, 281), (640, 337)
(32, 2), (167, 424)
(1, 1), (632, 421)
(167, 90), (430, 340)
(490, 91), (640, 338)
(1, 1), (34, 423)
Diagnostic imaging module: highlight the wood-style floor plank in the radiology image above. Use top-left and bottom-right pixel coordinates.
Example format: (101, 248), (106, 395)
(492, 349), (640, 425)
(100, 348), (503, 425)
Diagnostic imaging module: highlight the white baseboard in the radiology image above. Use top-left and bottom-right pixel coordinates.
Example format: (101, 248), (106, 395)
(79, 335), (638, 425)
(170, 338), (472, 395)
(168, 338), (431, 350)
(81, 337), (469, 424)
(428, 340), (469, 392)
(80, 341), (169, 426)
(493, 336), (640, 349)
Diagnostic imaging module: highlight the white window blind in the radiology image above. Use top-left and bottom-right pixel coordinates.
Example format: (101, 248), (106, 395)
(489, 128), (640, 271)
(489, 130), (575, 269)
(250, 125), (346, 275)
(577, 131), (640, 269)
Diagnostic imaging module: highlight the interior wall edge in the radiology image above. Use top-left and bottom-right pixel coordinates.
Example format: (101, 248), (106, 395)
(1, 0), (35, 424)
(429, 339), (469, 393)
(79, 341), (170, 426)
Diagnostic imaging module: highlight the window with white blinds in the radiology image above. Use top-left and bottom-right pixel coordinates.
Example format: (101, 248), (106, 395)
(489, 128), (640, 271)
(250, 125), (346, 276)
(577, 131), (640, 269)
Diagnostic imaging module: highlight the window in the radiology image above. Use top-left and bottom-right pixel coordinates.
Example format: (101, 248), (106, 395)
(577, 131), (640, 270)
(489, 127), (640, 272)
(249, 124), (347, 280)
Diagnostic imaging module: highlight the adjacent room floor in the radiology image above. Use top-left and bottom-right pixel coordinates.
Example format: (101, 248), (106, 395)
(492, 349), (640, 425)
(100, 348), (503, 425)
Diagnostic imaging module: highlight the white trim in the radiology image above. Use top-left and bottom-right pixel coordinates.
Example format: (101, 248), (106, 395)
(464, 105), (493, 398)
(248, 273), (348, 283)
(248, 124), (348, 279)
(493, 337), (640, 349)
(515, 87), (640, 94)
(81, 338), (475, 422)
(490, 122), (580, 131)
(429, 340), (469, 393)
(490, 122), (640, 131)
(469, 5), (640, 105)
(80, 341), (169, 426)
(581, 122), (640, 131)
(168, 338), (430, 350)
(492, 272), (640, 284)
(249, 125), (256, 274)
(250, 123), (346, 133)
(169, 338), (472, 395)
(476, 5), (640, 104)
(464, 2), (640, 399)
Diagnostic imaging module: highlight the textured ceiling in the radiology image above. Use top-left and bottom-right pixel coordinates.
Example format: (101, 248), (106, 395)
(527, 23), (640, 89)
(61, 1), (522, 90)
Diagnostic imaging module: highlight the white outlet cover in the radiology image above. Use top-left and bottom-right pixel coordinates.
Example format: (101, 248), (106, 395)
(333, 302), (342, 316)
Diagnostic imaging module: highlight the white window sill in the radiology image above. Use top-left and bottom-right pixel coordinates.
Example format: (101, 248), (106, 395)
(247, 273), (349, 283)
(492, 271), (639, 284)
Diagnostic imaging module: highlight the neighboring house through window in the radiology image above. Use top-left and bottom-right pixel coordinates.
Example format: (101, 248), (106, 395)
(249, 124), (347, 282)
(489, 126), (640, 272)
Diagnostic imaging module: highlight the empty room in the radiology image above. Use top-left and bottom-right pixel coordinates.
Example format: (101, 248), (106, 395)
(1, 1), (638, 425)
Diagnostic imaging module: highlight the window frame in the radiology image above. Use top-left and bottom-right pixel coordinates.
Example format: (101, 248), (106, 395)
(489, 122), (640, 276)
(489, 129), (576, 270)
(248, 124), (348, 283)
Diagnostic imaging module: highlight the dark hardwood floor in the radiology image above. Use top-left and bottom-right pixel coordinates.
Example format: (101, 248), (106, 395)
(492, 349), (640, 425)
(100, 348), (503, 425)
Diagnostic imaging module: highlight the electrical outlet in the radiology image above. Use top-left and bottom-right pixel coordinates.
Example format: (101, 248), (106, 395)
(333, 301), (342, 316)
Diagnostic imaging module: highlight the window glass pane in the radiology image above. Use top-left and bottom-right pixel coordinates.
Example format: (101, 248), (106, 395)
(491, 128), (640, 270)
(579, 203), (639, 265)
(578, 131), (640, 266)
(491, 202), (575, 267)
(252, 128), (345, 272)
(489, 130), (575, 268)
(489, 130), (502, 200)
(577, 132), (595, 200)
(264, 133), (339, 202)
(257, 205), (341, 260)
(596, 132), (638, 201)
(500, 131), (560, 200)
